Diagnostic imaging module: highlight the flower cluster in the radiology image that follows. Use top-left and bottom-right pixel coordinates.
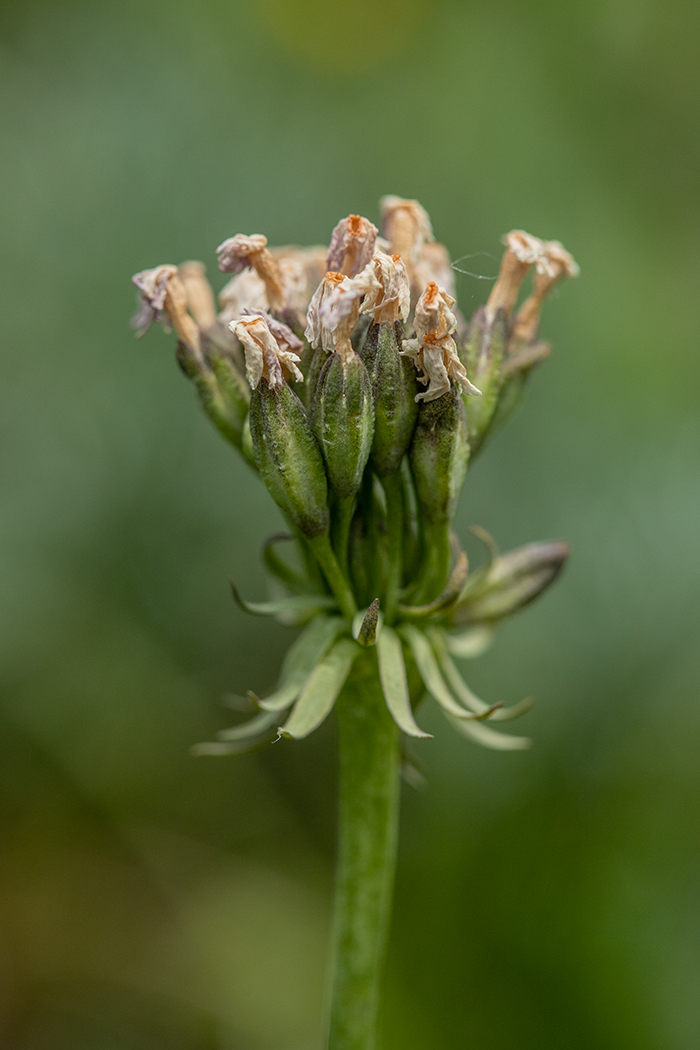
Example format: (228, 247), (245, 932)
(132, 197), (577, 755)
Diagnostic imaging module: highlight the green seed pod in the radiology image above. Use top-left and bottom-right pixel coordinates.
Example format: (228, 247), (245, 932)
(249, 380), (329, 538)
(461, 306), (507, 456)
(409, 384), (469, 527)
(359, 321), (418, 477)
(450, 540), (570, 626)
(311, 352), (375, 499)
(176, 339), (250, 450)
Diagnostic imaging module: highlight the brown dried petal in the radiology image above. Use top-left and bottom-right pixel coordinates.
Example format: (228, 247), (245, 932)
(326, 214), (378, 276)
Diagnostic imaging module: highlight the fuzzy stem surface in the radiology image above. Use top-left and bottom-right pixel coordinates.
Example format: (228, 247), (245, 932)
(326, 651), (401, 1050)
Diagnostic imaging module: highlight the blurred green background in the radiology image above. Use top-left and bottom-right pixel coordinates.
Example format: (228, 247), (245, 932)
(1, 0), (699, 1046)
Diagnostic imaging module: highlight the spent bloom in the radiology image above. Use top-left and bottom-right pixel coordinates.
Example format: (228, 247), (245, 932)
(327, 214), (379, 277)
(132, 195), (576, 755)
(231, 312), (303, 390)
(402, 282), (481, 402)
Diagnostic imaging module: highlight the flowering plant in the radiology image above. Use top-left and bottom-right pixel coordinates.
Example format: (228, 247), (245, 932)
(133, 196), (577, 1050)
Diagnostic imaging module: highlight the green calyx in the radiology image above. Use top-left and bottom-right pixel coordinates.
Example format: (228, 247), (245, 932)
(359, 321), (418, 478)
(312, 352), (375, 500)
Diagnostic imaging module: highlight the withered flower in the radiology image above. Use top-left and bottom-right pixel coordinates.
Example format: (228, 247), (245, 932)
(402, 282), (481, 402)
(359, 252), (411, 325)
(132, 265), (201, 357)
(216, 233), (285, 309)
(413, 241), (457, 299)
(326, 214), (379, 277)
(380, 195), (434, 269)
(231, 313), (303, 390)
(511, 240), (579, 345)
(486, 230), (546, 319)
(306, 266), (380, 361)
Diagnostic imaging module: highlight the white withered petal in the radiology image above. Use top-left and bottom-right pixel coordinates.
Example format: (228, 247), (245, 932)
(359, 252), (410, 324)
(511, 239), (579, 345)
(231, 314), (303, 390)
(379, 195), (434, 268)
(216, 233), (285, 309)
(486, 230), (548, 319)
(326, 214), (379, 277)
(307, 267), (380, 361)
(401, 282), (481, 402)
(413, 241), (457, 299)
(132, 264), (201, 354)
(178, 260), (217, 331)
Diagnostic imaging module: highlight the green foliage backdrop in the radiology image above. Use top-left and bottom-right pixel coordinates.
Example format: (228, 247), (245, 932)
(1, 0), (699, 1046)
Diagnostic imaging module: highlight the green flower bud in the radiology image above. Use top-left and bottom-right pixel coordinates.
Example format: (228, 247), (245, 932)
(176, 339), (250, 450)
(360, 321), (418, 477)
(249, 380), (329, 538)
(461, 306), (507, 456)
(410, 384), (469, 527)
(311, 352), (374, 499)
(450, 540), (570, 626)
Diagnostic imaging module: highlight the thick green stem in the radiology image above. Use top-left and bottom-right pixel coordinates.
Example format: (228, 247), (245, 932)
(380, 472), (404, 624)
(326, 652), (401, 1050)
(411, 518), (451, 605)
(331, 493), (355, 577)
(308, 532), (358, 623)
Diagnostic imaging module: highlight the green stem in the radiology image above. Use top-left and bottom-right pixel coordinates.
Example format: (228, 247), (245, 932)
(326, 651), (401, 1050)
(330, 493), (355, 577)
(379, 473), (404, 624)
(308, 532), (358, 622)
(411, 518), (451, 605)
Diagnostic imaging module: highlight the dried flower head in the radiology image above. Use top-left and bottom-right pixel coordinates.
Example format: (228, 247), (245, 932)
(326, 214), (379, 277)
(218, 268), (269, 328)
(231, 313), (303, 390)
(380, 196), (434, 269)
(216, 233), (285, 309)
(359, 252), (411, 325)
(306, 266), (380, 361)
(178, 261), (217, 332)
(402, 282), (481, 402)
(132, 264), (201, 355)
(511, 239), (579, 345)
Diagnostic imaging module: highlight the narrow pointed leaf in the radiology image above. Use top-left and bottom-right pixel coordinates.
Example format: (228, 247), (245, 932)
(230, 580), (336, 618)
(279, 638), (359, 739)
(217, 710), (280, 742)
(429, 628), (534, 722)
(398, 552), (469, 621)
(399, 625), (480, 720)
(377, 627), (432, 739)
(257, 615), (346, 712)
(444, 712), (531, 750)
(352, 598), (382, 647)
(444, 625), (495, 659)
(191, 730), (279, 757)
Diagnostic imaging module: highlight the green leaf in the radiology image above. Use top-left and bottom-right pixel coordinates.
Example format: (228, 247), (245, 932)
(397, 551), (469, 621)
(279, 639), (359, 739)
(256, 615), (346, 712)
(377, 627), (432, 739)
(444, 625), (495, 659)
(216, 710), (280, 742)
(230, 579), (336, 619)
(444, 713), (531, 750)
(352, 598), (382, 647)
(399, 625), (479, 720)
(429, 628), (534, 722)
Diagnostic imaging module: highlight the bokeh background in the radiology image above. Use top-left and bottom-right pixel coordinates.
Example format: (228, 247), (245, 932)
(1, 0), (700, 1046)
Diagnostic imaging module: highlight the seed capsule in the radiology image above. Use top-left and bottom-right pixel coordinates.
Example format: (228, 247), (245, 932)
(410, 383), (469, 527)
(312, 352), (375, 499)
(360, 321), (418, 477)
(249, 380), (329, 538)
(460, 305), (507, 454)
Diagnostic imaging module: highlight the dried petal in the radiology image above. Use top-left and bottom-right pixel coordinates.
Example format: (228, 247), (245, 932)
(178, 260), (217, 331)
(413, 241), (456, 299)
(512, 239), (579, 344)
(307, 266), (380, 362)
(132, 264), (200, 354)
(326, 214), (378, 276)
(359, 252), (410, 324)
(486, 230), (547, 319)
(231, 314), (303, 390)
(401, 282), (481, 402)
(216, 233), (285, 309)
(380, 195), (434, 268)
